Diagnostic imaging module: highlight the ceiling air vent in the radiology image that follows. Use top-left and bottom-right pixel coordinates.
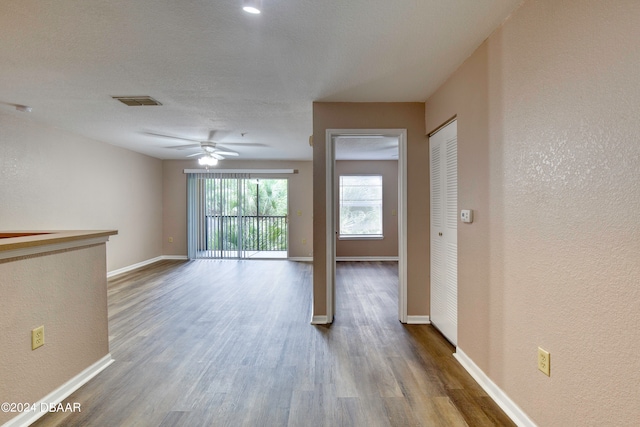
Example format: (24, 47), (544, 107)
(111, 96), (162, 106)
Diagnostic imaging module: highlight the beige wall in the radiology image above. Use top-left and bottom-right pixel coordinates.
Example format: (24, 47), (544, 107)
(162, 159), (313, 258)
(0, 244), (109, 425)
(313, 103), (428, 316)
(425, 0), (640, 425)
(0, 110), (163, 271)
(335, 160), (398, 258)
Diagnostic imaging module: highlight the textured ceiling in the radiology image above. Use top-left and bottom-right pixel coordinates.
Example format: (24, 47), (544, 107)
(335, 137), (398, 161)
(0, 0), (522, 160)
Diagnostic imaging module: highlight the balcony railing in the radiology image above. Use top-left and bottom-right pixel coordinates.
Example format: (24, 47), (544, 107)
(203, 215), (287, 253)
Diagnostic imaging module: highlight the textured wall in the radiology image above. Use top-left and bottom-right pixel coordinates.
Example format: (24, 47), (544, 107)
(0, 245), (109, 425)
(162, 159), (313, 258)
(312, 103), (428, 317)
(425, 0), (640, 424)
(335, 160), (398, 258)
(0, 110), (163, 271)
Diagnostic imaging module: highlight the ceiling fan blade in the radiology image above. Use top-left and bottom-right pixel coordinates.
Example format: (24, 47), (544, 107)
(186, 152), (202, 157)
(211, 153), (225, 160)
(166, 144), (201, 150)
(207, 130), (232, 142)
(215, 142), (268, 147)
(214, 150), (239, 157)
(143, 131), (203, 144)
(211, 145), (239, 155)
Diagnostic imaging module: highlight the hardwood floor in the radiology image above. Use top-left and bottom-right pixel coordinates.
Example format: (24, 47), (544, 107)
(32, 260), (514, 427)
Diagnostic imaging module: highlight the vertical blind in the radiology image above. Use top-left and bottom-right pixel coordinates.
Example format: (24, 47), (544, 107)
(187, 173), (250, 259)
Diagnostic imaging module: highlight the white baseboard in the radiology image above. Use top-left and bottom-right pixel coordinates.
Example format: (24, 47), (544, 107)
(107, 256), (163, 277)
(288, 257), (313, 262)
(406, 315), (431, 324)
(2, 355), (114, 427)
(336, 256), (399, 262)
(290, 257), (397, 262)
(161, 255), (189, 261)
(454, 348), (536, 427)
(310, 315), (329, 325)
(107, 255), (188, 278)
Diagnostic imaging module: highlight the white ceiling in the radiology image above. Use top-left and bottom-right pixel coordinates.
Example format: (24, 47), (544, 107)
(0, 0), (522, 161)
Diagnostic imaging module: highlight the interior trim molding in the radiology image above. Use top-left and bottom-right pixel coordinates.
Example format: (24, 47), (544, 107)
(3, 354), (114, 427)
(454, 348), (535, 427)
(310, 315), (329, 325)
(427, 114), (457, 137)
(288, 257), (313, 262)
(107, 255), (188, 278)
(406, 315), (431, 324)
(325, 128), (408, 325)
(336, 256), (399, 262)
(107, 256), (162, 277)
(161, 255), (190, 261)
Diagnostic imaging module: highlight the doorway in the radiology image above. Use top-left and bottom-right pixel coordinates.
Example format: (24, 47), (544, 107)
(325, 129), (408, 323)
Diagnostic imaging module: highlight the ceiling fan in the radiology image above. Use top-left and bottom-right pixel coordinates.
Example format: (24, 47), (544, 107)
(144, 130), (266, 162)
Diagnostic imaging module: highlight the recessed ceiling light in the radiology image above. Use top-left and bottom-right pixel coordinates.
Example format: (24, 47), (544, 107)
(243, 0), (262, 14)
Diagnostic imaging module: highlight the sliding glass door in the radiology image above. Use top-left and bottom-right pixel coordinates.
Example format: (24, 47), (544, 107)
(241, 178), (288, 257)
(203, 176), (244, 258)
(187, 174), (288, 259)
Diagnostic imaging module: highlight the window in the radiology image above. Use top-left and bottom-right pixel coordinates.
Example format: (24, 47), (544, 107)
(339, 175), (383, 238)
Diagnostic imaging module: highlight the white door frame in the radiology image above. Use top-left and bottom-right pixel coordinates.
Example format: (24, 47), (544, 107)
(325, 128), (408, 323)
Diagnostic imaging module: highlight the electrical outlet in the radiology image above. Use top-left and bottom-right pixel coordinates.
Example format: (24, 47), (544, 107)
(297, 210), (302, 216)
(460, 209), (474, 223)
(538, 347), (550, 376)
(168, 237), (173, 243)
(302, 238), (307, 245)
(32, 325), (45, 350)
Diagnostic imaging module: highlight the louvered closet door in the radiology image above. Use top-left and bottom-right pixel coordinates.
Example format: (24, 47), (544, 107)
(429, 120), (457, 345)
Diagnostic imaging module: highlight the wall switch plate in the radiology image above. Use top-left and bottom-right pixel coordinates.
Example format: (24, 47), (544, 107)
(32, 325), (45, 350)
(461, 209), (473, 223)
(538, 347), (550, 376)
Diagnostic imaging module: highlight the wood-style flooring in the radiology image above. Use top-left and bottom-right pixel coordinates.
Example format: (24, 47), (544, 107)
(32, 260), (514, 427)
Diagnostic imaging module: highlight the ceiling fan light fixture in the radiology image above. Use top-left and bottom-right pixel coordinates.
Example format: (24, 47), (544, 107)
(242, 0), (262, 14)
(198, 156), (218, 166)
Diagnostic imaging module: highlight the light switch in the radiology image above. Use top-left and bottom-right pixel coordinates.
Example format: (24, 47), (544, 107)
(460, 209), (473, 223)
